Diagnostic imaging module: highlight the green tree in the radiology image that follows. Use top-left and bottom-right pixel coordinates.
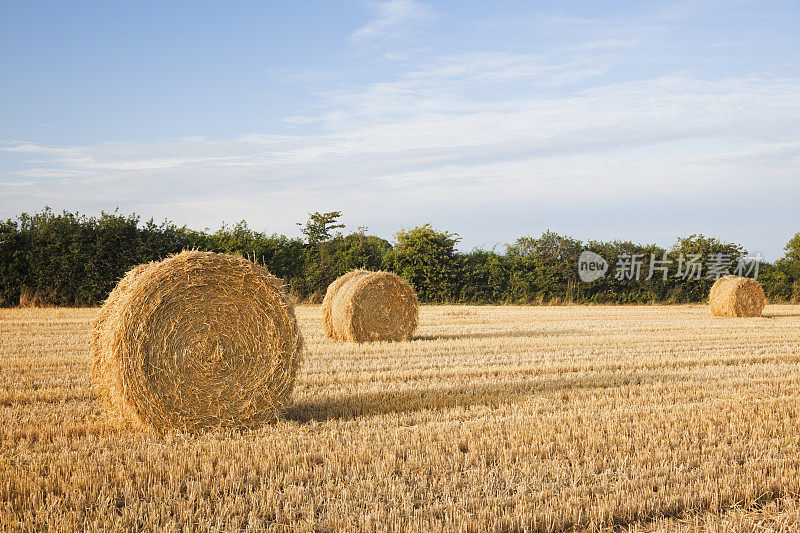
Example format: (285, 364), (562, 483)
(671, 234), (744, 260)
(320, 231), (392, 273)
(506, 231), (583, 303)
(582, 240), (668, 303)
(0, 207), (786, 307)
(779, 233), (800, 280)
(766, 233), (800, 302)
(193, 220), (305, 286)
(297, 212), (345, 299)
(459, 250), (509, 303)
(669, 234), (745, 301)
(298, 211), (345, 246)
(387, 224), (461, 303)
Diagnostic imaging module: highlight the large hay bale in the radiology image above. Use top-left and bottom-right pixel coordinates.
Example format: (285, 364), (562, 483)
(708, 275), (766, 317)
(322, 270), (418, 342)
(91, 262), (156, 427)
(90, 251), (303, 431)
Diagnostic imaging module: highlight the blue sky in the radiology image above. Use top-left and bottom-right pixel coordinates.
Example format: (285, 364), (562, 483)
(1, 0), (799, 258)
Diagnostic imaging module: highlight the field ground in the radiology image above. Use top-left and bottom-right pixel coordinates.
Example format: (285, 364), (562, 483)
(2, 304), (800, 531)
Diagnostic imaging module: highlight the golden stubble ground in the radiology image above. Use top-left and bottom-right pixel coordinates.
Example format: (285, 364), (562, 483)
(2, 305), (800, 531)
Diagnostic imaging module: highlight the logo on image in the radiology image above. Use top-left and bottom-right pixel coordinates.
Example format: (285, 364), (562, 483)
(578, 250), (608, 283)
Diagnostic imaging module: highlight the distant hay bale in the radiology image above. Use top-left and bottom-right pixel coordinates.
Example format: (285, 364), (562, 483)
(321, 269), (370, 339)
(322, 270), (418, 342)
(708, 275), (766, 317)
(90, 251), (303, 431)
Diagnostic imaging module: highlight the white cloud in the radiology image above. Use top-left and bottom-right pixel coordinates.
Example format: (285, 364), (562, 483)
(289, 50), (614, 125)
(657, 0), (734, 21)
(2, 42), (799, 257)
(348, 0), (434, 50)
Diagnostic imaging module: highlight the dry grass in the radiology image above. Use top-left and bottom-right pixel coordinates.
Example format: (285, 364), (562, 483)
(17, 289), (47, 308)
(2, 304), (800, 531)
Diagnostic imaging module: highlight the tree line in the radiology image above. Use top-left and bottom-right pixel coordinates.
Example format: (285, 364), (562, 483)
(1, 208), (798, 306)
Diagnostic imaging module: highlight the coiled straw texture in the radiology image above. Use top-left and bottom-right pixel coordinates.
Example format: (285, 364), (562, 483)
(90, 251), (303, 431)
(322, 270), (418, 342)
(708, 275), (766, 317)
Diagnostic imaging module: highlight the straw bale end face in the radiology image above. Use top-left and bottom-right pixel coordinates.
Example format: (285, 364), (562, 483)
(322, 270), (418, 342)
(708, 275), (766, 317)
(90, 251), (303, 431)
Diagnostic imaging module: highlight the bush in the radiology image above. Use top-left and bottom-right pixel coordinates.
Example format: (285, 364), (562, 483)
(385, 225), (461, 303)
(0, 208), (797, 307)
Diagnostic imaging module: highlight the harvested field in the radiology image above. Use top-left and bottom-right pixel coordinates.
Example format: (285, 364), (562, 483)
(2, 304), (800, 531)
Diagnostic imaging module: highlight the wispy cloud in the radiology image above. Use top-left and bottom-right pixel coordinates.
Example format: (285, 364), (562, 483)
(2, 0), (799, 256)
(3, 68), (799, 255)
(288, 50), (614, 124)
(657, 0), (734, 21)
(348, 0), (434, 50)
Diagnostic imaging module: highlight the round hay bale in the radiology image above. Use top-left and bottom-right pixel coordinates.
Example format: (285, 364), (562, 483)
(321, 269), (371, 339)
(708, 275), (766, 317)
(322, 270), (418, 342)
(91, 262), (156, 428)
(90, 251), (303, 431)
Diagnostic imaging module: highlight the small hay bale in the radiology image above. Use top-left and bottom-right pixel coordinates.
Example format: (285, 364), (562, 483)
(708, 275), (766, 317)
(322, 270), (418, 342)
(321, 269), (370, 339)
(90, 251), (303, 431)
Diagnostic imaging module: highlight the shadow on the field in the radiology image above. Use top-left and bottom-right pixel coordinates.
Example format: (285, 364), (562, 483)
(763, 313), (800, 319)
(414, 329), (584, 341)
(284, 373), (665, 424)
